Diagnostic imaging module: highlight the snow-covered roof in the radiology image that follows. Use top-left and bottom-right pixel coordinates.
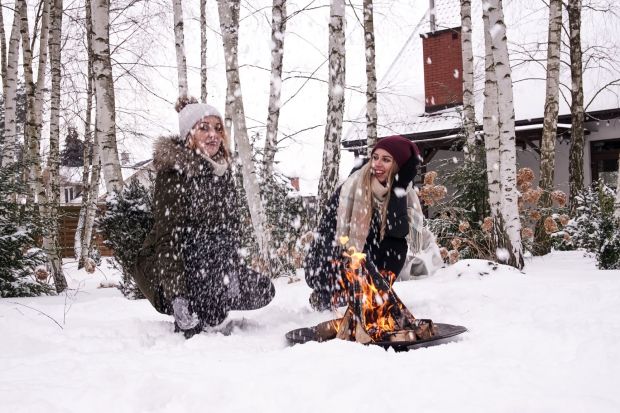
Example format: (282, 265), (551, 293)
(344, 0), (620, 144)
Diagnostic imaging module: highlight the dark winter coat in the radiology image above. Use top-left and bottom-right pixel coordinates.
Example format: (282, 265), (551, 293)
(133, 137), (274, 326)
(304, 172), (410, 305)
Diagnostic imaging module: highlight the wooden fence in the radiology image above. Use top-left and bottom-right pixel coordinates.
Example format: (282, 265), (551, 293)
(58, 205), (113, 258)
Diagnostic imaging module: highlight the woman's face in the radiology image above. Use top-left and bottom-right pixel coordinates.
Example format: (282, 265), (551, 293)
(188, 115), (224, 157)
(371, 148), (395, 184)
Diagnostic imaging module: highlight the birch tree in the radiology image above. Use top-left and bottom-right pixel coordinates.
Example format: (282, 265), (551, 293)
(483, 0), (524, 269)
(460, 0), (476, 161)
(317, 0), (345, 215)
(81, 126), (101, 268)
(263, 0), (286, 179)
(172, 0), (188, 98)
(364, 0), (377, 156)
(200, 0), (207, 103)
(539, 0), (562, 203)
(76, 0), (97, 266)
(615, 153), (620, 220)
(0, 0), (6, 100)
(91, 0), (123, 194)
(482, 8), (501, 219)
(217, 0), (274, 271)
(567, 0), (585, 213)
(20, 0), (50, 203)
(1, 4), (21, 169)
(534, 0), (562, 251)
(47, 0), (67, 292)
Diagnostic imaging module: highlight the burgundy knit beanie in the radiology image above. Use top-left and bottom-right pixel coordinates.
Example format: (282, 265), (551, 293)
(371, 135), (421, 169)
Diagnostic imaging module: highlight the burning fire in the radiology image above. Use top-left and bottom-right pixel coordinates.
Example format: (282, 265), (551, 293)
(328, 239), (436, 344)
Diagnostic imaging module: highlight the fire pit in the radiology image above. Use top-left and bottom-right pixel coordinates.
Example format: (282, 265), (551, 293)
(286, 321), (467, 351)
(288, 239), (467, 351)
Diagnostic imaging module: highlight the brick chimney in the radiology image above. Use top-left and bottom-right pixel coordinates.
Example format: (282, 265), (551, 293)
(421, 27), (463, 113)
(289, 177), (300, 191)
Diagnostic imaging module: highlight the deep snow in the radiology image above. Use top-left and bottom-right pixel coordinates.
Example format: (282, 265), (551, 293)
(1, 251), (619, 413)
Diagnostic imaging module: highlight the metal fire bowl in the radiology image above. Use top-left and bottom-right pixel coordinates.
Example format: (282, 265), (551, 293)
(285, 322), (467, 352)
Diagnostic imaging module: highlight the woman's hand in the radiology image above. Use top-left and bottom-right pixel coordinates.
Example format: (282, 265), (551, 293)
(392, 155), (419, 189)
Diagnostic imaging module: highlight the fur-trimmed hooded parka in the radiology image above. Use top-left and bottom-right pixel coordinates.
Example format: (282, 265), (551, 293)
(133, 136), (274, 327)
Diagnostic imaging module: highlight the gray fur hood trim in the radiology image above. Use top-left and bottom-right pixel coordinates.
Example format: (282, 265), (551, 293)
(152, 136), (229, 177)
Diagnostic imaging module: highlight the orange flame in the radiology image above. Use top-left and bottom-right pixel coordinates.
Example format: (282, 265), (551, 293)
(337, 245), (400, 341)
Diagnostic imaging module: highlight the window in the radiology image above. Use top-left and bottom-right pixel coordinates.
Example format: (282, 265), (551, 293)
(590, 139), (620, 188)
(64, 187), (74, 203)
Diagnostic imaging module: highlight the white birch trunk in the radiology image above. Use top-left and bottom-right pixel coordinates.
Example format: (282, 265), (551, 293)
(488, 0), (523, 269)
(76, 0), (95, 264)
(200, 0), (207, 103)
(21, 0), (50, 203)
(539, 0), (562, 204)
(172, 0), (188, 98)
(567, 0), (584, 213)
(1, 5), (21, 168)
(614, 153), (620, 220)
(81, 125), (101, 266)
(47, 0), (67, 292)
(263, 0), (286, 179)
(91, 0), (123, 194)
(19, 0), (36, 195)
(460, 0), (476, 161)
(364, 0), (377, 156)
(0, 0), (7, 99)
(217, 0), (274, 271)
(482, 8), (501, 217)
(317, 0), (345, 214)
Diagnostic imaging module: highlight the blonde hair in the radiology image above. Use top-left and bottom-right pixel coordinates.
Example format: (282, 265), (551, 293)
(360, 160), (399, 241)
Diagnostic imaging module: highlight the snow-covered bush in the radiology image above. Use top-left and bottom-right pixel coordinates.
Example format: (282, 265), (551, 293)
(0, 162), (50, 297)
(98, 179), (154, 298)
(425, 142), (570, 263)
(233, 164), (311, 277)
(425, 143), (496, 263)
(555, 181), (620, 269)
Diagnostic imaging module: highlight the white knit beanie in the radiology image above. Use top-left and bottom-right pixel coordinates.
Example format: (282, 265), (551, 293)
(178, 103), (223, 141)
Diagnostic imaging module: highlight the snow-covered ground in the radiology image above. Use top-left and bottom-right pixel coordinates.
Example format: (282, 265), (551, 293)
(1, 251), (619, 413)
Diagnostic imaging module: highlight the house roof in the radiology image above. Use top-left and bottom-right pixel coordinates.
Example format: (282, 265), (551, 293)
(343, 0), (620, 150)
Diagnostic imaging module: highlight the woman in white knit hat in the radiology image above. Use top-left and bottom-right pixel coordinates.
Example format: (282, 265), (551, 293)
(133, 97), (275, 338)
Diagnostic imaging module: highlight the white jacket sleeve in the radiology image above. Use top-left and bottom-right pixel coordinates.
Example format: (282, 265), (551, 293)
(398, 187), (443, 280)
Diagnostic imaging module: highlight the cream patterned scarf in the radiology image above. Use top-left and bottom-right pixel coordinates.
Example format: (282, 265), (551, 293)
(336, 163), (424, 254)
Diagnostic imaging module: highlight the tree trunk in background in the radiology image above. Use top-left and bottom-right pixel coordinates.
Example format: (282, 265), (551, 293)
(1, 5), (21, 169)
(172, 0), (188, 98)
(615, 153), (620, 220)
(317, 0), (345, 218)
(218, 0), (274, 272)
(82, 125), (101, 267)
(19, 0), (36, 199)
(76, 0), (95, 266)
(200, 0), (207, 103)
(535, 0), (562, 253)
(487, 0), (523, 269)
(460, 0), (476, 162)
(363, 0), (377, 156)
(47, 0), (67, 292)
(482, 8), (501, 217)
(91, 0), (123, 194)
(539, 0), (562, 203)
(567, 0), (584, 214)
(263, 0), (286, 179)
(21, 0), (50, 203)
(0, 0), (7, 99)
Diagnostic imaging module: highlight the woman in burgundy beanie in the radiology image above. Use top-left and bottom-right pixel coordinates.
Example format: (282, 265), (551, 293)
(304, 135), (442, 311)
